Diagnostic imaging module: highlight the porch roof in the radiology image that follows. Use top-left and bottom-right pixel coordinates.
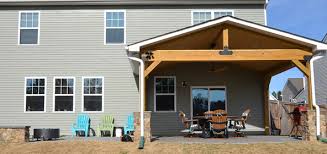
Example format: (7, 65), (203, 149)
(126, 16), (327, 52)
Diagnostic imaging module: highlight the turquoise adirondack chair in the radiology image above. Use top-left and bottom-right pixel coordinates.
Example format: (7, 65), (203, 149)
(97, 115), (114, 137)
(123, 114), (134, 135)
(71, 114), (90, 137)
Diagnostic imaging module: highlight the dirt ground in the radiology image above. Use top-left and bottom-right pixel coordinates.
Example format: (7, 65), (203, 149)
(0, 141), (326, 154)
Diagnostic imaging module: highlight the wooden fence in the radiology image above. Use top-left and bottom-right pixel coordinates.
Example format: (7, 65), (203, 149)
(270, 101), (327, 137)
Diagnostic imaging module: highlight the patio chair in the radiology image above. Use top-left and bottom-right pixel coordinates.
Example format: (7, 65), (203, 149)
(209, 109), (229, 138)
(123, 114), (134, 135)
(233, 109), (251, 137)
(178, 111), (200, 136)
(97, 115), (115, 137)
(71, 114), (90, 137)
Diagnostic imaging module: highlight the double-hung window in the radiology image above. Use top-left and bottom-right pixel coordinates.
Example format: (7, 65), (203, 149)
(54, 77), (75, 112)
(82, 77), (104, 112)
(154, 76), (176, 112)
(105, 10), (125, 44)
(25, 77), (46, 112)
(19, 11), (40, 44)
(192, 10), (233, 25)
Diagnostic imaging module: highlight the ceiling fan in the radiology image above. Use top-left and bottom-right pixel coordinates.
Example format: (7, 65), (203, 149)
(208, 63), (228, 73)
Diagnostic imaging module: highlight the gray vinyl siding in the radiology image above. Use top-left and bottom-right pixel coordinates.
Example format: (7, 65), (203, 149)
(147, 63), (264, 136)
(0, 5), (265, 135)
(314, 56), (327, 106)
(281, 78), (304, 103)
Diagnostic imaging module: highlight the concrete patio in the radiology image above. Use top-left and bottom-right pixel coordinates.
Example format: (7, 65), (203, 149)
(39, 135), (301, 145)
(152, 136), (300, 144)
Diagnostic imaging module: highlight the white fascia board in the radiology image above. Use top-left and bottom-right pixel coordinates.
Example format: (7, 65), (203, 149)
(127, 16), (327, 52)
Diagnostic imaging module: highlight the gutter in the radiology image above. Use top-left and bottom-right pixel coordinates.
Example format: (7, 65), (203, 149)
(0, 0), (267, 6)
(309, 50), (326, 139)
(127, 57), (145, 149)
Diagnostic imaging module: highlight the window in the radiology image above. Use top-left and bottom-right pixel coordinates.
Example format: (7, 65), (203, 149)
(192, 10), (233, 25)
(154, 76), (176, 112)
(19, 11), (40, 44)
(54, 77), (75, 112)
(25, 77), (46, 112)
(105, 10), (125, 44)
(82, 77), (104, 112)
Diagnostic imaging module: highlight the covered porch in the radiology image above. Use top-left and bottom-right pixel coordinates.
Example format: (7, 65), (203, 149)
(127, 16), (327, 137)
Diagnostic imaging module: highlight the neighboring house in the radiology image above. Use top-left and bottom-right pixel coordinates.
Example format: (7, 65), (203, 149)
(281, 78), (306, 103)
(313, 34), (327, 106)
(269, 94), (278, 102)
(0, 0), (326, 136)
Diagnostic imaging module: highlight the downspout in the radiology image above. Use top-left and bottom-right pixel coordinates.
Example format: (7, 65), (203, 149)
(128, 57), (145, 149)
(309, 54), (324, 139)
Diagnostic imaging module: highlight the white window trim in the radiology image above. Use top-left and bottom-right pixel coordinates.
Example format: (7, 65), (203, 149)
(81, 76), (104, 113)
(53, 77), (75, 113)
(154, 76), (177, 112)
(190, 86), (227, 119)
(104, 10), (126, 45)
(18, 11), (41, 45)
(24, 76), (47, 113)
(191, 10), (234, 25)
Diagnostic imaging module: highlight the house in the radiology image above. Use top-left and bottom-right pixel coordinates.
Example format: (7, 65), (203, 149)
(269, 94), (278, 102)
(312, 34), (327, 106)
(0, 0), (326, 137)
(281, 78), (306, 103)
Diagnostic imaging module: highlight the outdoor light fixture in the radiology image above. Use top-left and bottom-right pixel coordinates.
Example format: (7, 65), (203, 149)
(219, 46), (233, 55)
(182, 81), (188, 87)
(141, 51), (154, 61)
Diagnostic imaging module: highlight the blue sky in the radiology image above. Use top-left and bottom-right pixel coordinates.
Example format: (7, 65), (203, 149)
(267, 0), (327, 93)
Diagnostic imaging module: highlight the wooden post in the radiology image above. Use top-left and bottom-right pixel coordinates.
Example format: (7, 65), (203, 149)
(306, 62), (313, 110)
(223, 28), (229, 48)
(263, 75), (271, 135)
(144, 76), (147, 111)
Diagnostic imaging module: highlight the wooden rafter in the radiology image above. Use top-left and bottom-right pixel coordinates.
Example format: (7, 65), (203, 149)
(145, 61), (161, 77)
(148, 49), (312, 61)
(291, 60), (310, 76)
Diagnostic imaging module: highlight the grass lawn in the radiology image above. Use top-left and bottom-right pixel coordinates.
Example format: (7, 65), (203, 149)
(0, 141), (326, 154)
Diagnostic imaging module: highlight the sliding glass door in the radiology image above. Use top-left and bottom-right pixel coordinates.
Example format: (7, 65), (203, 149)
(191, 87), (226, 117)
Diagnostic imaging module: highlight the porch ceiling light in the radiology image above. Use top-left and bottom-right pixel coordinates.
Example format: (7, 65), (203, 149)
(219, 46), (233, 55)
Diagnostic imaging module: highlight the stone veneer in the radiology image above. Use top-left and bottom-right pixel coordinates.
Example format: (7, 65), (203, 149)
(0, 126), (30, 143)
(303, 110), (316, 141)
(303, 110), (327, 141)
(320, 110), (326, 138)
(134, 111), (152, 142)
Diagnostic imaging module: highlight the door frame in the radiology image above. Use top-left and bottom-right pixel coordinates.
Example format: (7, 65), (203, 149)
(190, 86), (227, 119)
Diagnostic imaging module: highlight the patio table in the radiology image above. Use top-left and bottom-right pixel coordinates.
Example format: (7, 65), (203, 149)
(193, 115), (241, 130)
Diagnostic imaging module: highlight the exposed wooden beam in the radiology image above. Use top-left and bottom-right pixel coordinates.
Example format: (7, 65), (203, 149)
(306, 62), (313, 110)
(263, 75), (271, 135)
(149, 49), (312, 61)
(292, 60), (310, 76)
(223, 28), (229, 48)
(145, 61), (161, 77)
